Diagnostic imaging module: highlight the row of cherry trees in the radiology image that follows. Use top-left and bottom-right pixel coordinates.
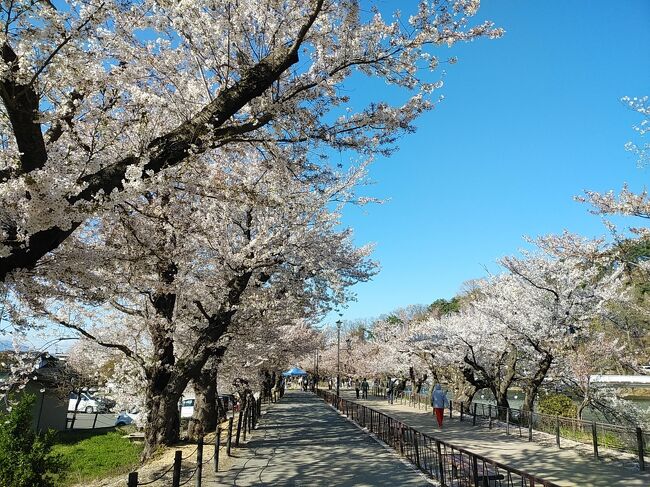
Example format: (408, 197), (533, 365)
(313, 95), (650, 424)
(0, 1), (503, 458)
(315, 230), (647, 425)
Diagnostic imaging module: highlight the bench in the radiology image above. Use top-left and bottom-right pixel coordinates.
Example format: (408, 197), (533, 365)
(449, 453), (505, 486)
(123, 432), (145, 442)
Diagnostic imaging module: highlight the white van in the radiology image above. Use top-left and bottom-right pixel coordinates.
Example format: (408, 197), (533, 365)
(180, 398), (195, 418)
(68, 391), (103, 413)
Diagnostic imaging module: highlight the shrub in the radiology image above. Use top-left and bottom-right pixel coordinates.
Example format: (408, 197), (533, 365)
(0, 394), (67, 487)
(538, 393), (578, 417)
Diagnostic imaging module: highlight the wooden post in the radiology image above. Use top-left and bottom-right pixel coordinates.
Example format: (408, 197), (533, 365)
(506, 408), (510, 435)
(127, 472), (138, 487)
(235, 410), (243, 446)
(636, 427), (645, 471)
(555, 416), (560, 448)
(488, 405), (492, 429)
(226, 417), (234, 456)
(591, 422), (598, 459)
(214, 426), (221, 472)
(528, 413), (533, 442)
(195, 436), (203, 487)
(242, 406), (248, 442)
(472, 403), (477, 426)
(172, 450), (182, 487)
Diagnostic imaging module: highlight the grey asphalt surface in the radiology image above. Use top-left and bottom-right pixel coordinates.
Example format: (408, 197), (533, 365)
(66, 412), (116, 429)
(206, 390), (431, 486)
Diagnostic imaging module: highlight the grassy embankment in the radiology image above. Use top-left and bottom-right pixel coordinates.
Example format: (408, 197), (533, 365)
(52, 428), (143, 486)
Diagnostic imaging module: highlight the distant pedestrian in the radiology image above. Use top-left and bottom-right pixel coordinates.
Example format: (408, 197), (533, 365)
(328, 378), (332, 390)
(387, 378), (395, 404)
(431, 384), (449, 429)
(361, 378), (369, 399)
(354, 379), (361, 399)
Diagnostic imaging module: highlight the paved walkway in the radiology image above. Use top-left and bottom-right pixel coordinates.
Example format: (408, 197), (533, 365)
(339, 390), (650, 487)
(205, 390), (430, 486)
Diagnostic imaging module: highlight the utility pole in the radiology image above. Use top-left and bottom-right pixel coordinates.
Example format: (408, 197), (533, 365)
(336, 320), (342, 396)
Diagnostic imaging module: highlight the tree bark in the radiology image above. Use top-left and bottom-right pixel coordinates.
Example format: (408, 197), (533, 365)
(188, 362), (218, 441)
(522, 352), (553, 412)
(143, 384), (183, 460)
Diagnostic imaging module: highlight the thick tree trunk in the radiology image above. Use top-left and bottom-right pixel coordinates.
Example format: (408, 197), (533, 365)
(522, 353), (553, 412)
(188, 363), (218, 441)
(143, 386), (183, 459)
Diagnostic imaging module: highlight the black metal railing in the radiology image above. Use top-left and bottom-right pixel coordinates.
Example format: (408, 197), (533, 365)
(319, 389), (559, 487)
(369, 386), (647, 471)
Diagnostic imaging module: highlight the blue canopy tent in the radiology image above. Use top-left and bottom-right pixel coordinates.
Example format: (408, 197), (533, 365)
(282, 366), (308, 377)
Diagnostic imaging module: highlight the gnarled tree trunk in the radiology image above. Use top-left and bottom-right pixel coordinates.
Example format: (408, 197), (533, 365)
(188, 360), (218, 441)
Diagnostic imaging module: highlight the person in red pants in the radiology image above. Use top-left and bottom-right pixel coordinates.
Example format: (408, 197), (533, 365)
(430, 384), (449, 429)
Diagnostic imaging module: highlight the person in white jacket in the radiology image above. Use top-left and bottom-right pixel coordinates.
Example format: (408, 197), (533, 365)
(430, 384), (449, 429)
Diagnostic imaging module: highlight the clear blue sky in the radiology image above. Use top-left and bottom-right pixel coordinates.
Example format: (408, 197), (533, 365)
(332, 0), (650, 323)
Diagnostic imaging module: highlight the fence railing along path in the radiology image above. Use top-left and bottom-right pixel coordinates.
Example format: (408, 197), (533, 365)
(370, 386), (648, 471)
(319, 389), (559, 487)
(126, 394), (265, 487)
(342, 388), (649, 486)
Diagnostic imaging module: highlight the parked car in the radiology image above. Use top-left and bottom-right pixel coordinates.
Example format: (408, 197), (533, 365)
(68, 391), (110, 413)
(180, 398), (195, 418)
(115, 409), (142, 427)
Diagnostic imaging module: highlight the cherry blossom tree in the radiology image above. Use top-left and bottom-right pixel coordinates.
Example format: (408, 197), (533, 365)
(0, 0), (503, 282)
(6, 148), (376, 456)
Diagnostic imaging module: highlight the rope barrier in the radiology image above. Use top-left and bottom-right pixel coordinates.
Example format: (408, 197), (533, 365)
(177, 465), (199, 486)
(181, 445), (199, 460)
(135, 461), (176, 485)
(201, 450), (216, 465)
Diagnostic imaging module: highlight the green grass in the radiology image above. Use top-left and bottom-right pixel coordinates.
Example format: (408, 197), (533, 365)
(52, 428), (143, 486)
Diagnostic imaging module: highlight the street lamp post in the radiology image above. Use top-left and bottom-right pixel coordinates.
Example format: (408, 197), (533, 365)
(336, 320), (342, 396)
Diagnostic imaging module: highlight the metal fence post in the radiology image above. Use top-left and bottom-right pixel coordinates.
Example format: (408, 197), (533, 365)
(172, 450), (182, 487)
(460, 402), (464, 422)
(528, 413), (533, 442)
(92, 412), (98, 429)
(488, 405), (492, 429)
(636, 427), (646, 471)
(196, 436), (203, 487)
(127, 471), (138, 487)
(215, 426), (221, 472)
(591, 422), (598, 459)
(555, 416), (560, 448)
(449, 401), (453, 419)
(473, 403), (477, 426)
(506, 408), (510, 435)
(436, 440), (444, 484)
(413, 431), (421, 468)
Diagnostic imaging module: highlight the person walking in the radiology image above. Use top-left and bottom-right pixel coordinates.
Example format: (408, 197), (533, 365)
(361, 378), (369, 399)
(387, 378), (395, 404)
(431, 384), (449, 429)
(354, 379), (361, 399)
